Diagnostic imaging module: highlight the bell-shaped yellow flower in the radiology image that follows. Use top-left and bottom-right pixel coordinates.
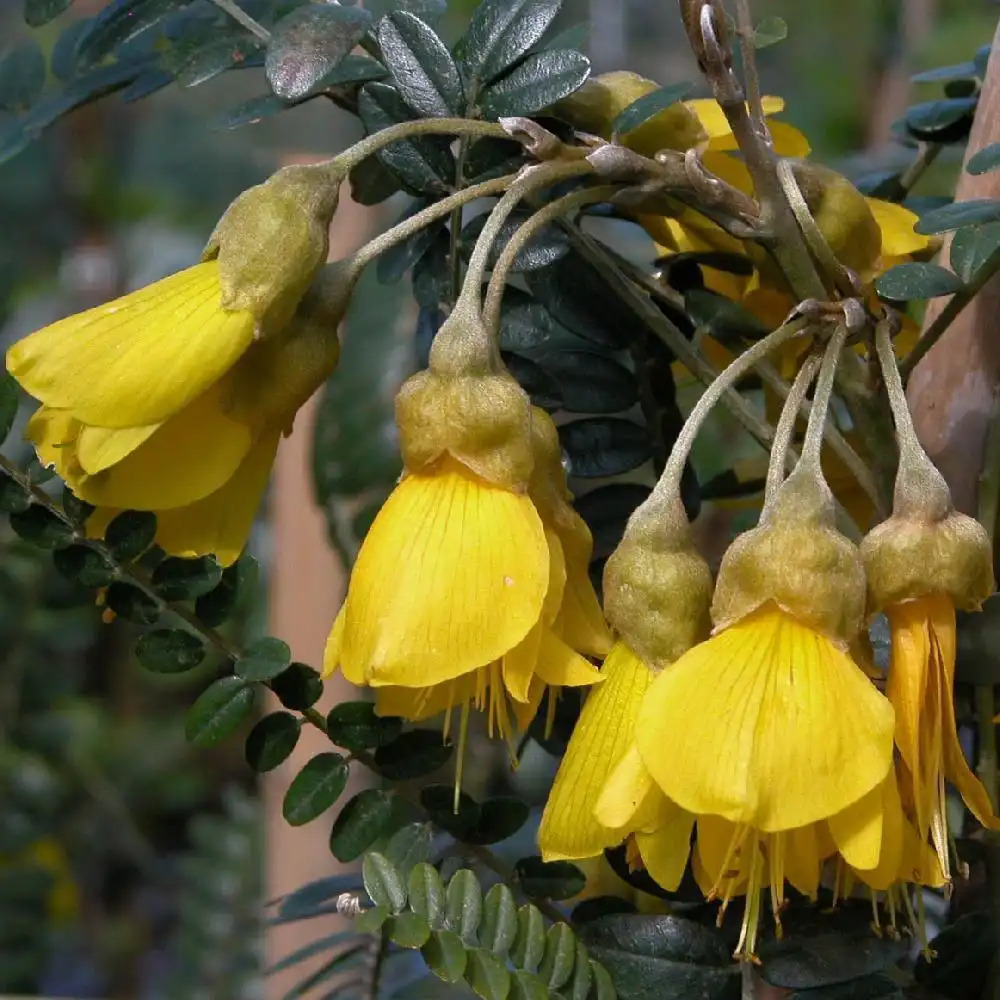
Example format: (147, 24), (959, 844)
(10, 258), (351, 565)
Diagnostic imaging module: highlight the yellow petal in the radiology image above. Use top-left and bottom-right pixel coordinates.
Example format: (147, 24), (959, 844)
(151, 431), (279, 566)
(533, 629), (602, 688)
(503, 622), (544, 703)
(594, 745), (656, 831)
(867, 198), (932, 259)
(689, 96), (785, 141)
(323, 607), (345, 678)
(553, 511), (612, 658)
(340, 459), (548, 688)
(636, 605), (896, 831)
(766, 120), (811, 158)
(26, 407), (81, 481)
(67, 386), (253, 510)
(374, 676), (474, 722)
(75, 423), (161, 474)
(694, 816), (748, 895)
(7, 261), (255, 427)
(828, 782), (884, 871)
(539, 641), (653, 861)
(784, 825), (824, 898)
(848, 774), (904, 890)
(635, 807), (695, 892)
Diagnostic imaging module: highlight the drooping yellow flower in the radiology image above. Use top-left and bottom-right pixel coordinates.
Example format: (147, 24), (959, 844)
(595, 463), (897, 958)
(9, 259), (351, 565)
(324, 299), (603, 755)
(7, 164), (349, 566)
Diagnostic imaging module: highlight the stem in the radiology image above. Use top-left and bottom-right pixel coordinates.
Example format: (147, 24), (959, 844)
(208, 0), (271, 41)
(352, 173), (517, 271)
(897, 142), (943, 196)
(657, 320), (808, 499)
(875, 320), (919, 440)
(450, 137), (472, 305)
(463, 160), (594, 302)
(735, 0), (765, 133)
(801, 323), (849, 469)
(757, 358), (883, 515)
(765, 354), (821, 504)
(482, 184), (619, 332)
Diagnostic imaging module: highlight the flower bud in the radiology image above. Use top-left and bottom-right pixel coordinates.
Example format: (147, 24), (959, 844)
(861, 441), (994, 611)
(603, 490), (713, 669)
(711, 464), (867, 645)
(395, 294), (533, 489)
(204, 161), (345, 339)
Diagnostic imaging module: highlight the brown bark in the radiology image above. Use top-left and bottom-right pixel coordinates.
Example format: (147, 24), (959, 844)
(907, 16), (1000, 513)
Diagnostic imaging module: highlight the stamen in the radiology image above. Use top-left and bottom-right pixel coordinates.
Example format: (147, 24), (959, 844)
(544, 686), (559, 739)
(735, 841), (764, 963)
(453, 700), (471, 815)
(886, 886), (900, 939)
(869, 889), (882, 937)
(767, 833), (786, 936)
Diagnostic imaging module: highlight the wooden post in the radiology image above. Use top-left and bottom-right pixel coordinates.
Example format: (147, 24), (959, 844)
(263, 184), (372, 997)
(907, 17), (1000, 513)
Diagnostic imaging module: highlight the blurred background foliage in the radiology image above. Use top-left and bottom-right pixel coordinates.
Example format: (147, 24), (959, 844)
(1, 0), (999, 997)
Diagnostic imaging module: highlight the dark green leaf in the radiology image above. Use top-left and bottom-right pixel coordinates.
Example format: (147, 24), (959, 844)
(151, 555), (222, 601)
(9, 505), (75, 549)
(104, 510), (157, 562)
(462, 207), (570, 271)
(24, 0), (73, 28)
(915, 911), (994, 1000)
(376, 204), (441, 284)
(185, 676), (256, 747)
(269, 662), (323, 710)
(612, 83), (693, 137)
(911, 61), (978, 84)
(384, 821), (435, 870)
(578, 914), (729, 966)
(134, 628), (206, 673)
(74, 0), (175, 67)
(539, 923), (576, 989)
(362, 851), (407, 911)
(458, 0), (562, 87)
(533, 350), (637, 413)
(0, 472), (29, 514)
(685, 288), (770, 342)
(569, 940), (592, 1000)
(968, 141), (1000, 176)
(0, 42), (45, 113)
(504, 352), (563, 411)
(787, 974), (902, 1000)
(349, 154), (401, 205)
(509, 970), (550, 1000)
(283, 752), (349, 826)
(904, 97), (977, 141)
(236, 636), (292, 682)
(358, 82), (455, 196)
(467, 948), (512, 1000)
(423, 928), (468, 982)
(758, 931), (908, 990)
(329, 788), (394, 861)
(589, 961), (617, 1000)
(306, 53), (387, 96)
(389, 911), (432, 948)
(195, 555), (257, 627)
(378, 11), (464, 117)
(355, 903), (390, 935)
(511, 903), (546, 971)
(52, 544), (115, 587)
(585, 945), (737, 1000)
(480, 883), (518, 956)
(421, 784), (481, 839)
(949, 222), (1000, 284)
(374, 729), (452, 779)
(525, 253), (632, 348)
(446, 869), (483, 944)
(413, 230), (452, 306)
(515, 857), (585, 901)
(467, 796), (530, 844)
(559, 418), (651, 477)
(481, 50), (590, 119)
(211, 93), (291, 130)
(752, 15), (787, 48)
(875, 261), (964, 301)
(174, 31), (264, 88)
(497, 289), (559, 352)
(245, 711), (301, 772)
(916, 199), (1000, 235)
(104, 581), (160, 624)
(61, 487), (94, 525)
(266, 4), (372, 100)
(365, 0), (448, 21)
(408, 862), (446, 924)
(464, 135), (525, 182)
(0, 371), (18, 444)
(574, 483), (650, 557)
(327, 701), (404, 751)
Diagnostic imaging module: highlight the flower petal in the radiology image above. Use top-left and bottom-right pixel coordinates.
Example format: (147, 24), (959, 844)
(341, 460), (548, 688)
(828, 782), (884, 872)
(539, 642), (653, 861)
(75, 423), (161, 474)
(635, 806), (695, 892)
(150, 431), (279, 566)
(323, 607), (345, 678)
(594, 745), (656, 832)
(26, 407), (80, 481)
(847, 774), (904, 890)
(7, 261), (255, 427)
(553, 511), (612, 657)
(533, 629), (603, 688)
(68, 385), (254, 510)
(867, 199), (931, 259)
(689, 96), (785, 141)
(637, 606), (895, 831)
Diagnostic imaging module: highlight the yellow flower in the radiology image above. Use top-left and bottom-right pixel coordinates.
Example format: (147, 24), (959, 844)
(8, 260), (349, 565)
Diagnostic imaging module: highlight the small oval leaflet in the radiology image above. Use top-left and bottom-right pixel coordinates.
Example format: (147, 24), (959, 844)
(875, 261), (964, 302)
(245, 711), (301, 772)
(185, 676), (256, 748)
(236, 636), (292, 682)
(135, 628), (207, 674)
(329, 788), (395, 862)
(481, 49), (591, 119)
(378, 11), (464, 118)
(282, 752), (349, 826)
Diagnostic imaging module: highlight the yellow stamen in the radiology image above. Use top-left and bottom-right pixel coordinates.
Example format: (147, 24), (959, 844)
(453, 700), (471, 815)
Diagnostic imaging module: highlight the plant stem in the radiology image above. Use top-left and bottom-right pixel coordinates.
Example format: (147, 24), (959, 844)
(800, 324), (849, 469)
(450, 136), (472, 305)
(208, 0), (271, 41)
(352, 174), (517, 271)
(656, 319), (808, 500)
(875, 319), (920, 441)
(482, 184), (620, 332)
(764, 354), (821, 504)
(898, 142), (944, 196)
